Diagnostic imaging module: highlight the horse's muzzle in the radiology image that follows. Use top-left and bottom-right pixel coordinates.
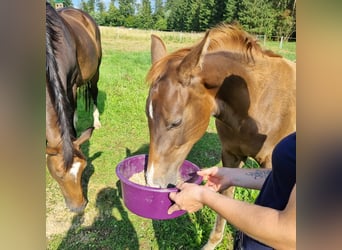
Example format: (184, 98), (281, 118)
(67, 199), (88, 214)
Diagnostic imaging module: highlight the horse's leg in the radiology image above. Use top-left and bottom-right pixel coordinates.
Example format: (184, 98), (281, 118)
(202, 188), (235, 250)
(203, 118), (244, 249)
(90, 70), (101, 129)
(202, 152), (243, 250)
(93, 104), (100, 129)
(73, 111), (78, 129)
(71, 84), (78, 133)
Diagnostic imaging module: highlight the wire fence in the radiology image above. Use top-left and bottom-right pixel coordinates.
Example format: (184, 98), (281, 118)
(256, 34), (296, 48)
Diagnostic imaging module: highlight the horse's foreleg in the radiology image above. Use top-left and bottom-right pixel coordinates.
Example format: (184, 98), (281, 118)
(93, 104), (101, 129)
(90, 70), (101, 129)
(202, 187), (235, 250)
(73, 110), (78, 129)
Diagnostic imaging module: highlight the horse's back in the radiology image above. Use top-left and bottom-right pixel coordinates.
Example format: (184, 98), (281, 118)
(58, 7), (101, 82)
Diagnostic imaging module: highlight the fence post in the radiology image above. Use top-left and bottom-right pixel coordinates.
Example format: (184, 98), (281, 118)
(263, 34), (266, 46)
(279, 36), (283, 49)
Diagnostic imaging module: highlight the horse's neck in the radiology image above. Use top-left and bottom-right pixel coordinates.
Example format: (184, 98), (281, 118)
(46, 119), (62, 148)
(211, 55), (295, 133)
(46, 95), (66, 147)
(207, 54), (277, 121)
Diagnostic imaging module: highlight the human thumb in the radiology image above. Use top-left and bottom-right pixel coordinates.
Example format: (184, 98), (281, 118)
(167, 203), (180, 214)
(168, 192), (179, 214)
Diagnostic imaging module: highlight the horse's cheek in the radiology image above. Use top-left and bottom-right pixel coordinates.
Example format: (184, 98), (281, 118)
(47, 156), (65, 179)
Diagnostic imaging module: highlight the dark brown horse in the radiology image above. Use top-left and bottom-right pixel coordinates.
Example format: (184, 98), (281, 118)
(46, 2), (102, 213)
(145, 24), (295, 248)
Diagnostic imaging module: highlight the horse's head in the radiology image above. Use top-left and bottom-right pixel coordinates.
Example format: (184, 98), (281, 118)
(46, 128), (94, 213)
(145, 34), (218, 188)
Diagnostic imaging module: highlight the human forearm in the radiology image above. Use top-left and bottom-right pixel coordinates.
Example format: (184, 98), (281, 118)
(200, 187), (296, 250)
(168, 183), (296, 249)
(222, 167), (271, 190)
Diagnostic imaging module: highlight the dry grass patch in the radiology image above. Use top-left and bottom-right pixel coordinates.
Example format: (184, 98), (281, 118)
(100, 26), (204, 53)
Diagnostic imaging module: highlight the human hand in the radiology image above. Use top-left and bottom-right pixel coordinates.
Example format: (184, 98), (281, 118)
(197, 167), (231, 192)
(167, 183), (204, 214)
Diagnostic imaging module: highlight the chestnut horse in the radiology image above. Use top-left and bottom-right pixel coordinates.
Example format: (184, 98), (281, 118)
(145, 24), (295, 249)
(46, 2), (102, 213)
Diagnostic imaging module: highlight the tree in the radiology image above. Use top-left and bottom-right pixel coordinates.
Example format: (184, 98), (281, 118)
(136, 0), (153, 29)
(63, 0), (295, 36)
(92, 0), (106, 25)
(224, 0), (238, 23)
(212, 0), (227, 25)
(106, 1), (122, 26)
(118, 0), (135, 18)
(154, 0), (164, 16)
(237, 0), (276, 38)
(272, 0), (296, 40)
(198, 0), (216, 31)
(96, 0), (106, 13)
(153, 0), (167, 30)
(87, 0), (96, 13)
(64, 0), (73, 7)
(80, 0), (90, 12)
(274, 9), (294, 40)
(165, 0), (190, 31)
(47, 0), (73, 8)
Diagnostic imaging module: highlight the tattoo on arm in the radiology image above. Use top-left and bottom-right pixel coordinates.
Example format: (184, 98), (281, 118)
(245, 169), (271, 180)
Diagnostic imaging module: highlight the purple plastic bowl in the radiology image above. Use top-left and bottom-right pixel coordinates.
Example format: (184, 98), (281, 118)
(116, 154), (202, 220)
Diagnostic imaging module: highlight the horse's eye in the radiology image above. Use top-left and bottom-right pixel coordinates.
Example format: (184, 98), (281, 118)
(167, 119), (182, 130)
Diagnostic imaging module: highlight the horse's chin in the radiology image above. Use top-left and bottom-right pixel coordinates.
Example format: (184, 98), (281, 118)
(147, 182), (177, 189)
(66, 200), (87, 214)
(146, 176), (172, 188)
(146, 161), (180, 188)
(147, 176), (179, 189)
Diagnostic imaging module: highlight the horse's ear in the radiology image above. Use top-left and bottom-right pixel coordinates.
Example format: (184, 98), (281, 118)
(178, 30), (211, 85)
(151, 34), (167, 64)
(74, 127), (94, 147)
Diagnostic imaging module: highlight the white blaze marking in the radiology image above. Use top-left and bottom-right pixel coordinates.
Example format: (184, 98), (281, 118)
(146, 163), (156, 187)
(149, 100), (154, 120)
(70, 162), (81, 183)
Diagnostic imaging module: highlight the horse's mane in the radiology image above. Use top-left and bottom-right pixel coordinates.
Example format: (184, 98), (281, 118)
(206, 23), (282, 58)
(147, 24), (281, 85)
(46, 2), (75, 169)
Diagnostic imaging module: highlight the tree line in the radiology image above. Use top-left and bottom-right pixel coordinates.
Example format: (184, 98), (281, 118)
(48, 0), (296, 41)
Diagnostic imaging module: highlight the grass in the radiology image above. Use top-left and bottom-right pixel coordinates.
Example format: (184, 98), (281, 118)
(46, 26), (296, 249)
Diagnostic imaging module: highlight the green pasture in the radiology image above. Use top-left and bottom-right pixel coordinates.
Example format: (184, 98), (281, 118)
(46, 27), (296, 249)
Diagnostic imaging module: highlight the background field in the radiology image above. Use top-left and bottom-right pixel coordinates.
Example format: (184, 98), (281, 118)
(46, 26), (296, 249)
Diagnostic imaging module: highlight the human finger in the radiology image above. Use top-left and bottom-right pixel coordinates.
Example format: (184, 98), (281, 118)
(176, 181), (192, 190)
(167, 203), (181, 214)
(169, 191), (177, 201)
(197, 167), (218, 177)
